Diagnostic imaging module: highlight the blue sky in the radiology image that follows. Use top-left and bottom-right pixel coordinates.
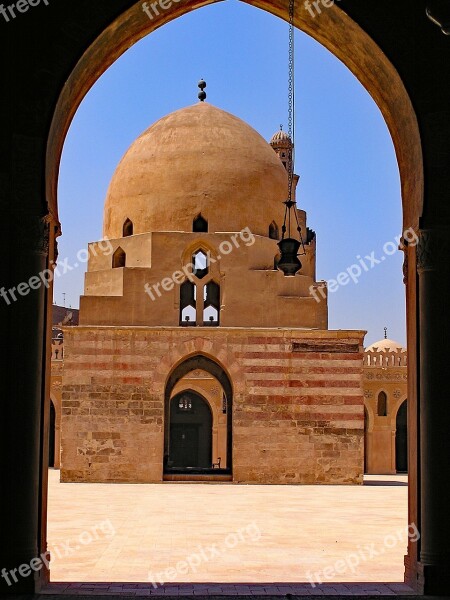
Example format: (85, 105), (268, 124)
(56, 0), (405, 346)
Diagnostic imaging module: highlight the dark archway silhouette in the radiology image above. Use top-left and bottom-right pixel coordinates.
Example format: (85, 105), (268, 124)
(18, 0), (428, 591)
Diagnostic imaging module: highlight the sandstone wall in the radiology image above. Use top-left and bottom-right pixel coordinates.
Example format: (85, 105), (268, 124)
(61, 327), (365, 484)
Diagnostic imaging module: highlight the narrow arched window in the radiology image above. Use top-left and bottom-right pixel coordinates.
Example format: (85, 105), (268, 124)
(112, 247), (126, 268)
(377, 391), (387, 416)
(180, 280), (196, 326)
(193, 250), (209, 279)
(269, 221), (279, 240)
(203, 281), (220, 326)
(123, 218), (133, 237)
(193, 215), (208, 233)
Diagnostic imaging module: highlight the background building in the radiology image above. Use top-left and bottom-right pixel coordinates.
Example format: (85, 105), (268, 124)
(363, 337), (408, 475)
(50, 305), (79, 469)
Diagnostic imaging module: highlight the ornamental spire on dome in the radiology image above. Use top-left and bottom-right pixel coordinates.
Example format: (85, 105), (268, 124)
(198, 79), (207, 102)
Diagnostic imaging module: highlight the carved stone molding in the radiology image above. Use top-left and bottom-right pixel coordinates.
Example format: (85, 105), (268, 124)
(403, 247), (409, 285)
(17, 213), (51, 257)
(417, 229), (450, 274)
(364, 371), (407, 381)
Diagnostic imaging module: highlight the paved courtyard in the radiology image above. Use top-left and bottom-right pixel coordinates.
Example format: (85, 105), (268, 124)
(47, 470), (409, 586)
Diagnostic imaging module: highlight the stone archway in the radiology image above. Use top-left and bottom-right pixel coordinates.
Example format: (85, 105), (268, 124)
(164, 354), (233, 475)
(39, 0), (424, 591)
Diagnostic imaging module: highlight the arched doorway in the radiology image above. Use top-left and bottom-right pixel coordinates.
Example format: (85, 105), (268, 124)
(364, 406), (369, 474)
(49, 401), (56, 468)
(396, 400), (408, 473)
(164, 355), (233, 475)
(167, 391), (213, 470)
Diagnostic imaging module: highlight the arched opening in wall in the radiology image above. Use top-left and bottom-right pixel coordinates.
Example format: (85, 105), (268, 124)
(49, 400), (56, 468)
(364, 406), (369, 474)
(112, 247), (126, 268)
(180, 280), (196, 326)
(123, 218), (133, 237)
(269, 221), (279, 240)
(193, 214), (208, 233)
(396, 400), (408, 473)
(41, 0), (420, 588)
(203, 280), (220, 326)
(164, 355), (232, 477)
(377, 391), (388, 416)
(192, 249), (208, 279)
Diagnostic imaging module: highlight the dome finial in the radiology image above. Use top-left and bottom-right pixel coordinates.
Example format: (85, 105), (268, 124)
(384, 326), (388, 339)
(198, 79), (207, 102)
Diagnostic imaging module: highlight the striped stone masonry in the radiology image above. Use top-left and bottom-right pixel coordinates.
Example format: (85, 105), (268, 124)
(60, 327), (365, 484)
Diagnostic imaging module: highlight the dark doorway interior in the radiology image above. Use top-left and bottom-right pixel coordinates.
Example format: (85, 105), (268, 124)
(168, 391), (213, 469)
(396, 400), (408, 473)
(49, 400), (56, 468)
(164, 355), (232, 475)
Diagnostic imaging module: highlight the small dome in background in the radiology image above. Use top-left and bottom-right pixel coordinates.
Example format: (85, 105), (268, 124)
(366, 338), (406, 352)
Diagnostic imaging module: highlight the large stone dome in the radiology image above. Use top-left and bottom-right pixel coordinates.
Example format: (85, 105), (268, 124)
(103, 102), (288, 239)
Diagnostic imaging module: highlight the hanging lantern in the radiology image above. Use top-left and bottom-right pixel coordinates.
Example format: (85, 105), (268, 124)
(278, 238), (302, 277)
(277, 0), (306, 277)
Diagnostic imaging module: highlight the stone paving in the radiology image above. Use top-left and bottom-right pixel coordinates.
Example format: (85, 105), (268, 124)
(47, 470), (410, 593)
(42, 582), (415, 595)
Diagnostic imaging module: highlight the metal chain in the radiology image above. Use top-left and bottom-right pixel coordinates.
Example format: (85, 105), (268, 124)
(281, 0), (302, 246)
(287, 0), (295, 204)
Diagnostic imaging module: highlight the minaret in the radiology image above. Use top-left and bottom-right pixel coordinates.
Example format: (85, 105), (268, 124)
(270, 126), (299, 199)
(270, 125), (293, 172)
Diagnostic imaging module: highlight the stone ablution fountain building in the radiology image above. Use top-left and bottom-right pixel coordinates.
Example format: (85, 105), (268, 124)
(60, 96), (366, 484)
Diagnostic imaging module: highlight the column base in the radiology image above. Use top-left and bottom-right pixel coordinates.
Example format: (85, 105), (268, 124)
(418, 561), (450, 595)
(0, 551), (50, 595)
